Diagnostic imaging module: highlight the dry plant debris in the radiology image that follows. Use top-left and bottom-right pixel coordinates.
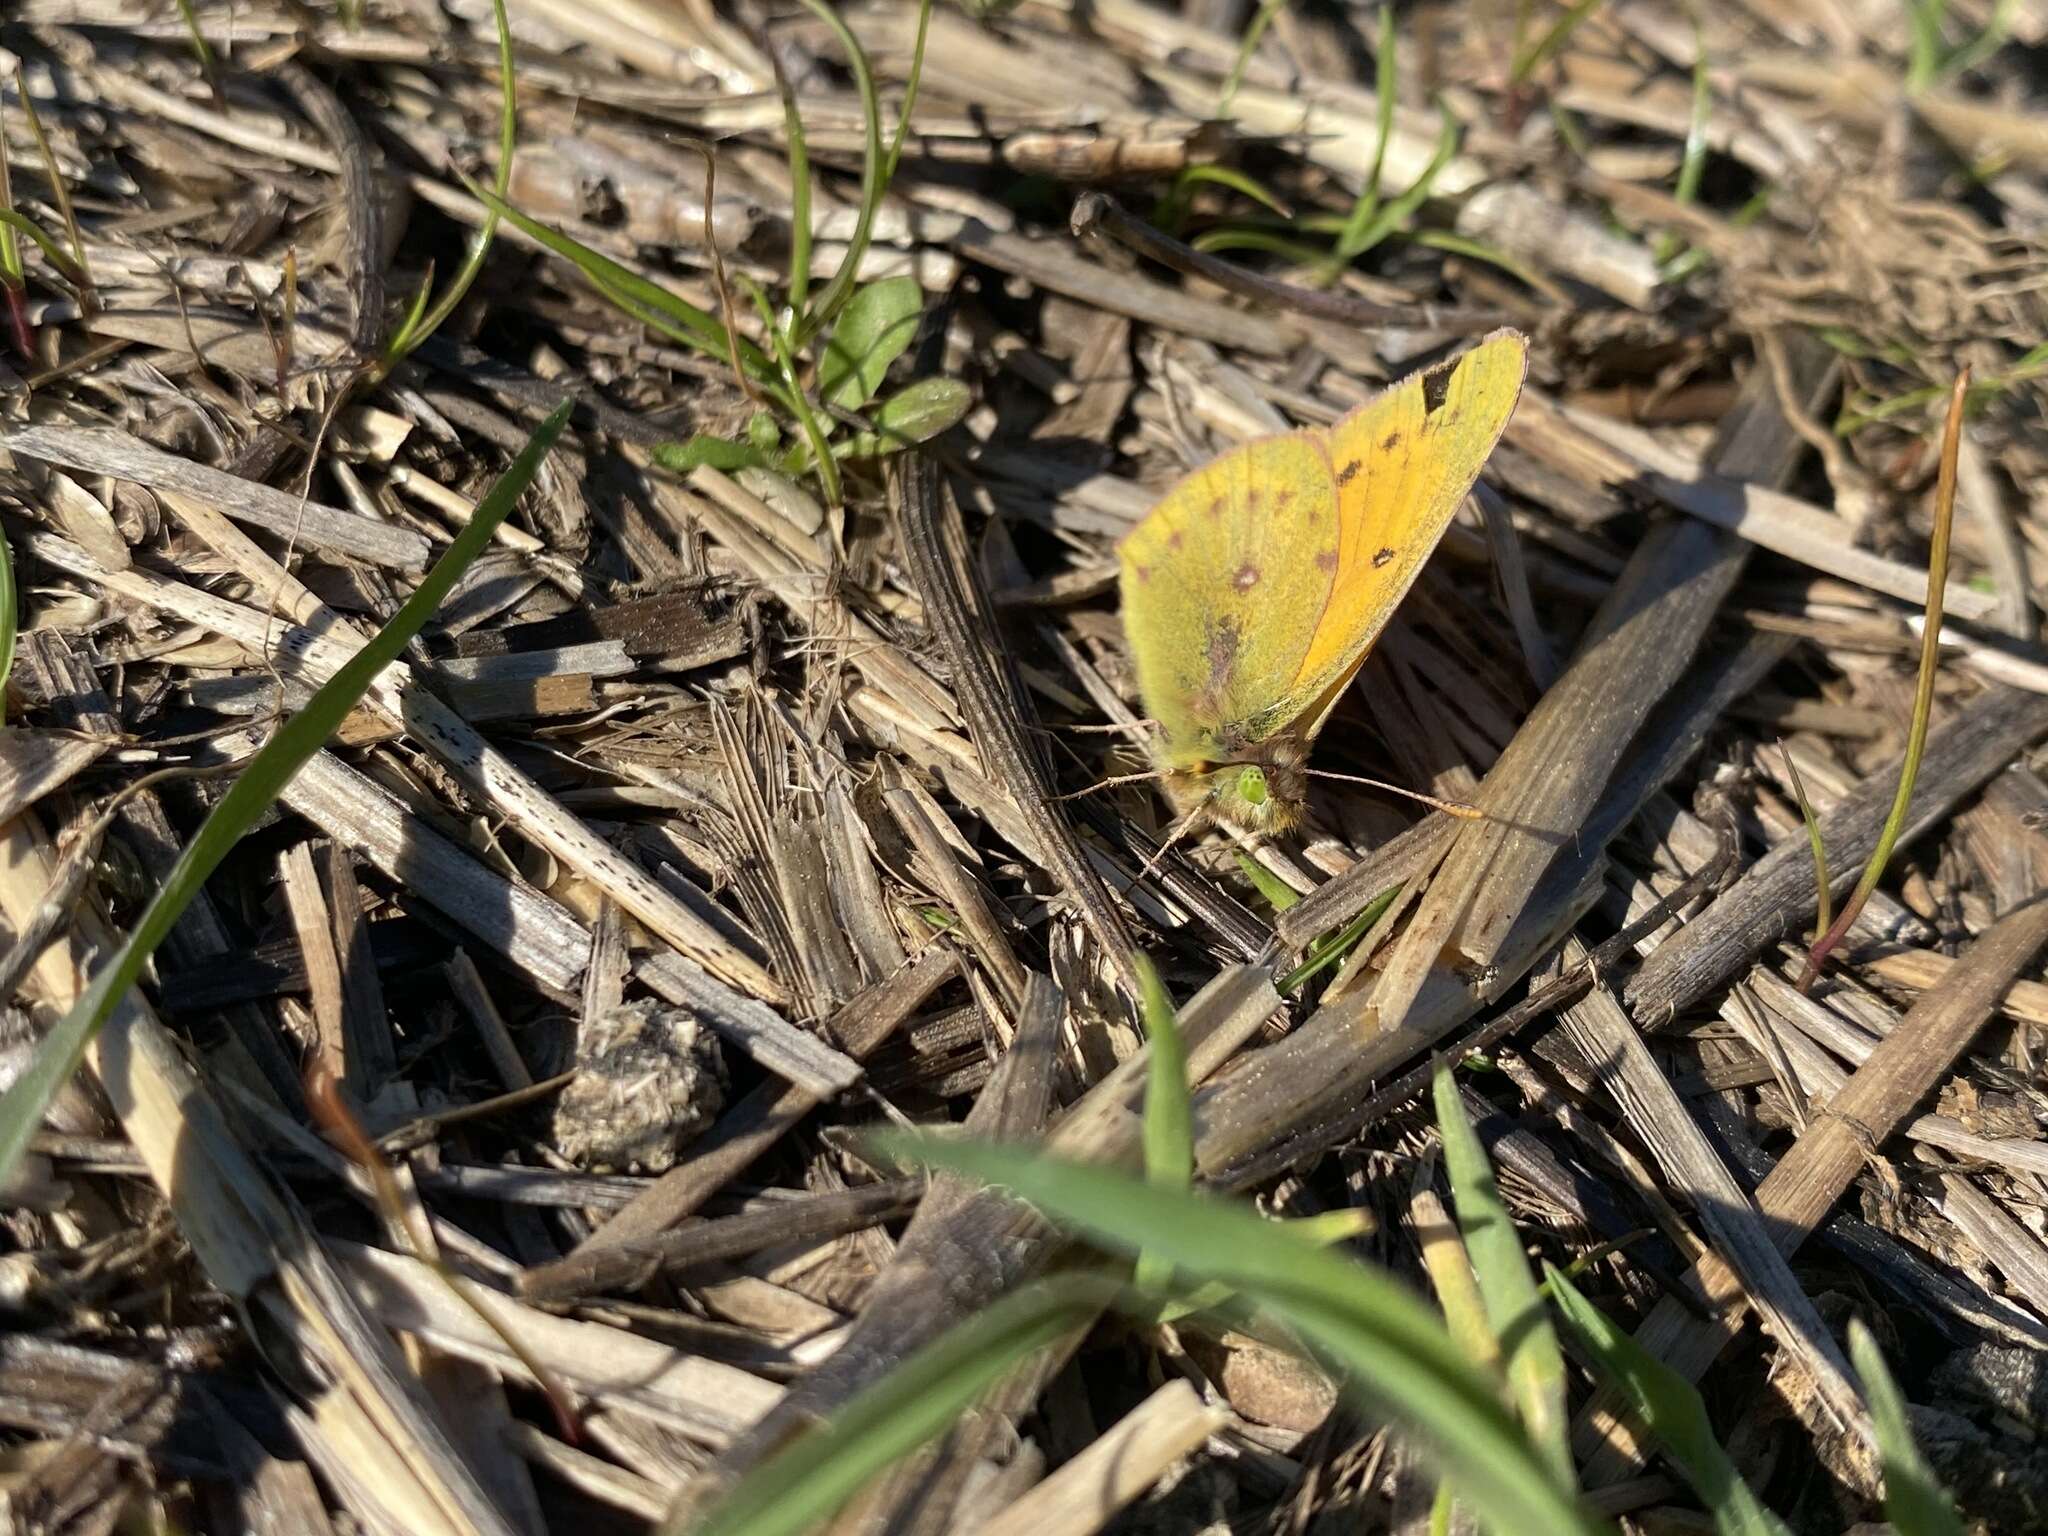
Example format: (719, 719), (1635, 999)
(0, 0), (2046, 1531)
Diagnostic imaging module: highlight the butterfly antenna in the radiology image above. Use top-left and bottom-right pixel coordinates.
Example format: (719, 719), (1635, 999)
(1304, 769), (1487, 821)
(1050, 768), (1168, 802)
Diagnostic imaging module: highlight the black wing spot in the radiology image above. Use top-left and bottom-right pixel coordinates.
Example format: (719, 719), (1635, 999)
(1336, 459), (1363, 485)
(1373, 547), (1395, 567)
(1421, 363), (1454, 414)
(1381, 430), (1402, 452)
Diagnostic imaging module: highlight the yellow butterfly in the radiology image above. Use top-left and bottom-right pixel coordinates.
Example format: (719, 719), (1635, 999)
(1117, 329), (1528, 834)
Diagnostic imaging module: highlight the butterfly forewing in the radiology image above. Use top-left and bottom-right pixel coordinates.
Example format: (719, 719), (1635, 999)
(1118, 330), (1529, 778)
(1286, 331), (1528, 702)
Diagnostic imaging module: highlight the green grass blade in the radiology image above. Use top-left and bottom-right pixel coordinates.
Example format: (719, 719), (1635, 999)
(1171, 165), (1295, 222)
(1904, 0), (1946, 94)
(1331, 102), (1460, 264)
(1233, 851), (1303, 912)
(1780, 742), (1831, 941)
(788, 0), (885, 348)
(382, 0), (515, 370)
(880, 0), (934, 191)
(775, 60), (814, 327)
(1937, 0), (2017, 82)
(1189, 227), (1329, 263)
(670, 1274), (1113, 1536)
(1138, 960), (1192, 1193)
(1219, 0), (1289, 115)
(14, 66), (89, 296)
(1279, 882), (1403, 993)
(1804, 369), (1964, 984)
(0, 527), (15, 720)
(1433, 1067), (1575, 1489)
(746, 278), (840, 504)
(0, 402), (573, 1186)
(1135, 955), (1191, 1297)
(1546, 1264), (1791, 1536)
(1674, 33), (1712, 209)
(171, 0), (222, 105)
(877, 1134), (1609, 1536)
(0, 208), (86, 286)
(467, 182), (779, 387)
(1848, 1319), (1964, 1536)
(1510, 0), (1609, 86)
(1320, 3), (1397, 279)
(0, 118), (22, 289)
(1155, 1208), (1376, 1323)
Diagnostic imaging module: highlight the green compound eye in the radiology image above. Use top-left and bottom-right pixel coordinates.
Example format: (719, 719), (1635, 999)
(1236, 766), (1269, 806)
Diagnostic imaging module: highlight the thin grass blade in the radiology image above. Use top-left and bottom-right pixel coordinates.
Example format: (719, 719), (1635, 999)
(1848, 1320), (1964, 1536)
(670, 1275), (1113, 1536)
(1546, 1263), (1791, 1536)
(878, 1134), (1608, 1536)
(1434, 1067), (1574, 1489)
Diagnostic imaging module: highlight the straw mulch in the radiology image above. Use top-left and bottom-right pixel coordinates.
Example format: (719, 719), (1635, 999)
(2, 0), (2048, 1531)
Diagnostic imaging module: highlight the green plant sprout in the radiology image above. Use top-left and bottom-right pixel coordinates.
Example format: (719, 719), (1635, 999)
(471, 0), (964, 503)
(666, 925), (1971, 1536)
(1510, 0), (1610, 87)
(1904, 0), (2018, 94)
(1218, 0), (1290, 117)
(1782, 742), (1832, 940)
(378, 0), (515, 375)
(13, 65), (90, 311)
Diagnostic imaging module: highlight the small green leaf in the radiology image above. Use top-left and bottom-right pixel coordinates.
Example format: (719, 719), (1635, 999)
(746, 410), (782, 454)
(652, 435), (771, 475)
(818, 276), (924, 411)
(837, 378), (971, 458)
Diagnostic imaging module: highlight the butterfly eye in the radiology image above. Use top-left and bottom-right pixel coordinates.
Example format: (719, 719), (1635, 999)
(1236, 766), (1269, 806)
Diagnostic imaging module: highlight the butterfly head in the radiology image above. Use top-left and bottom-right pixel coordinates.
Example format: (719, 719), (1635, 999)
(1164, 739), (1309, 835)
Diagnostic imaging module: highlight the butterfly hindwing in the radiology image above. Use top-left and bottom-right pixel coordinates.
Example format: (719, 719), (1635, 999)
(1116, 432), (1340, 767)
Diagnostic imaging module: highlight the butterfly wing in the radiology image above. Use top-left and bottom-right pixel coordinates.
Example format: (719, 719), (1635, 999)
(1285, 330), (1529, 717)
(1117, 433), (1341, 768)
